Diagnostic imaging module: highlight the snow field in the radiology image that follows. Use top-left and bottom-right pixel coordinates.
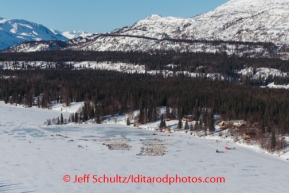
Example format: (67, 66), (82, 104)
(1, 102), (289, 192)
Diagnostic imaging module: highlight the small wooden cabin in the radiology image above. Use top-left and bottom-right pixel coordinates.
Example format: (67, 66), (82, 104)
(243, 131), (257, 140)
(219, 120), (246, 130)
(182, 115), (194, 122)
(219, 121), (226, 129)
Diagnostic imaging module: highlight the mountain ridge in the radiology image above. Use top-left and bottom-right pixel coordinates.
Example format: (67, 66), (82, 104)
(114, 0), (289, 43)
(0, 17), (69, 50)
(2, 0), (289, 58)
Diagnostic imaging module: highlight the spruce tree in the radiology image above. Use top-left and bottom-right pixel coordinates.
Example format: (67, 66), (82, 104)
(60, 113), (64, 125)
(260, 119), (265, 133)
(127, 117), (130, 126)
(143, 108), (148, 124)
(83, 103), (88, 121)
(96, 114), (101, 124)
(159, 114), (166, 129)
(166, 106), (170, 116)
(209, 112), (215, 132)
(139, 107), (144, 124)
(199, 119), (203, 129)
(91, 108), (95, 119)
(41, 95), (45, 108)
(75, 113), (78, 123)
(194, 108), (200, 121)
(178, 119), (183, 129)
(185, 120), (189, 130)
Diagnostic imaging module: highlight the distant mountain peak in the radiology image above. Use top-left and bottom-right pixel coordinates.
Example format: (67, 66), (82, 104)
(145, 14), (163, 20)
(61, 30), (93, 39)
(0, 17), (67, 50)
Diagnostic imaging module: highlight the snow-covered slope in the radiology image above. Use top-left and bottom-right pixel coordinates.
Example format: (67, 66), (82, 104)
(116, 0), (289, 43)
(239, 67), (288, 80)
(60, 0), (289, 56)
(62, 30), (93, 39)
(0, 17), (68, 50)
(65, 34), (271, 57)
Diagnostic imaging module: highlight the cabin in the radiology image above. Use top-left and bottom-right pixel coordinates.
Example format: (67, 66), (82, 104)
(219, 120), (246, 129)
(166, 114), (177, 121)
(219, 121), (226, 130)
(231, 120), (246, 127)
(182, 115), (194, 122)
(243, 131), (257, 140)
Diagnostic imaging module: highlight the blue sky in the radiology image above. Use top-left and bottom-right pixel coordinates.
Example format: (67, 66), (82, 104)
(0, 0), (228, 33)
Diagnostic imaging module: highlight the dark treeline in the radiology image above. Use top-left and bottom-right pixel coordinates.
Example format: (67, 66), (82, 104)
(1, 70), (289, 134)
(1, 51), (289, 74)
(102, 34), (274, 48)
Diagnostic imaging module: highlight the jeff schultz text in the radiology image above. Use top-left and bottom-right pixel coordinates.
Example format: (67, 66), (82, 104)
(70, 174), (226, 185)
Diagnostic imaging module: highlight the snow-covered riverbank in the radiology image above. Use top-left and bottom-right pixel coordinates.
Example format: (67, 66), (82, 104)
(1, 102), (289, 193)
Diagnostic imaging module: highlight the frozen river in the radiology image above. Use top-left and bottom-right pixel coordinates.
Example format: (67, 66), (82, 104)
(0, 102), (288, 193)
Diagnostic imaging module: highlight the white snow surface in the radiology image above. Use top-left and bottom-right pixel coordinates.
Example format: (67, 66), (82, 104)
(50, 101), (84, 113)
(1, 101), (289, 192)
(266, 82), (289, 89)
(0, 17), (67, 50)
(238, 67), (288, 79)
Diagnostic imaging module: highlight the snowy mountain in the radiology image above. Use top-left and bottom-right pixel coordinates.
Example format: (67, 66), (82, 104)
(2, 0), (289, 58)
(0, 17), (68, 50)
(62, 0), (289, 57)
(1, 35), (95, 53)
(62, 30), (93, 39)
(115, 0), (289, 43)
